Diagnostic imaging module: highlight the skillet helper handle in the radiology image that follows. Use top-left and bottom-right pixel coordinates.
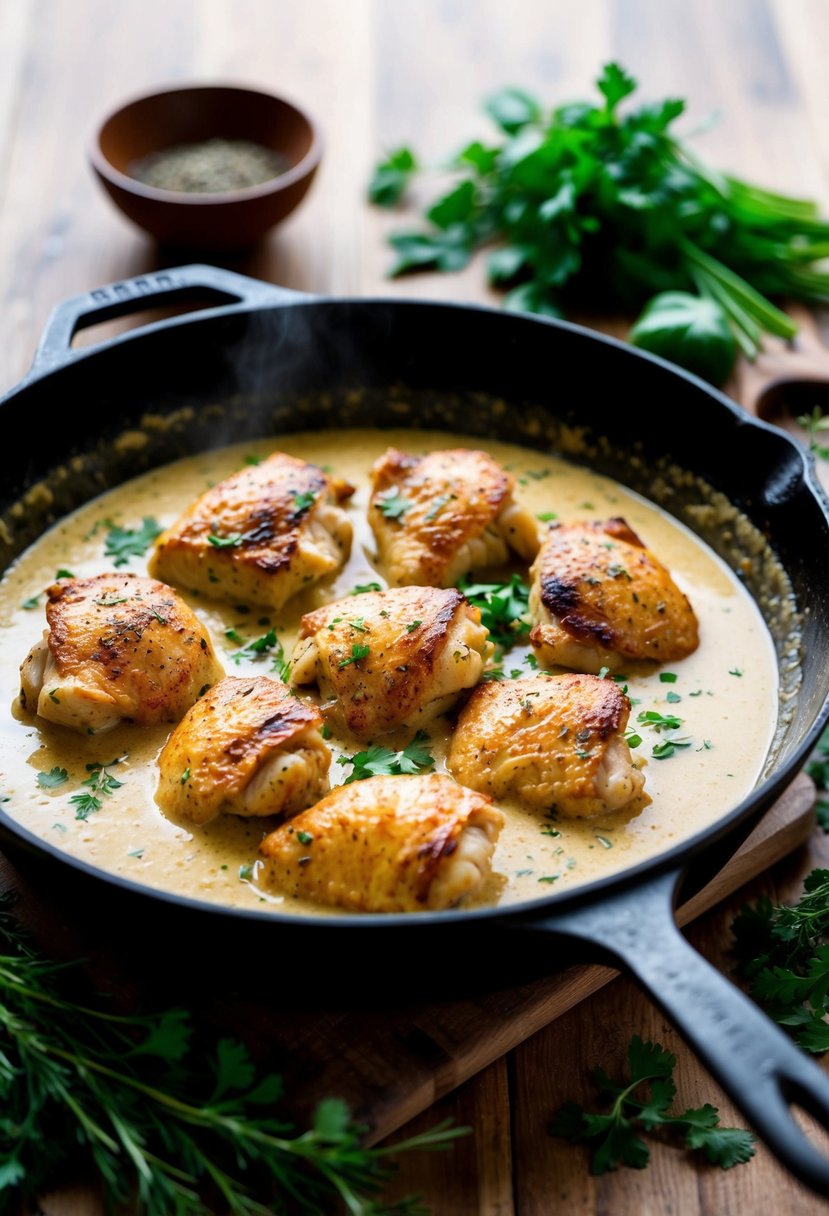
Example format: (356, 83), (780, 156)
(32, 264), (310, 370)
(525, 868), (829, 1196)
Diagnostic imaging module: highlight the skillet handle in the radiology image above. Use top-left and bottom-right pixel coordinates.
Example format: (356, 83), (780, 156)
(521, 868), (829, 1196)
(32, 264), (310, 371)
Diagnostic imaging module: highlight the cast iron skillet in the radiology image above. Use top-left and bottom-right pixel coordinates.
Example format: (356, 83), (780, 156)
(2, 264), (829, 1192)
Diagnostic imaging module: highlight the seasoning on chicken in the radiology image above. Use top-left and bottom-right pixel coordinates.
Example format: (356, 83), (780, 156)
(156, 676), (330, 825)
(368, 446), (539, 587)
(529, 518), (699, 673)
(289, 586), (492, 740)
(19, 573), (222, 734)
(149, 451), (354, 610)
(447, 673), (647, 818)
(259, 772), (504, 912)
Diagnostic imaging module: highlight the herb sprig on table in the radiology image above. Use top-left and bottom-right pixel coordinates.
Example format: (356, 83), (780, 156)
(549, 1034), (755, 1172)
(369, 62), (829, 384)
(731, 865), (829, 1053)
(0, 899), (463, 1214)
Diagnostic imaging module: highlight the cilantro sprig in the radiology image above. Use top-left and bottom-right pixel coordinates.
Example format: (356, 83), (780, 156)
(550, 1034), (755, 1173)
(0, 898), (464, 1214)
(458, 574), (530, 654)
(103, 517), (163, 567)
(369, 62), (829, 385)
(732, 867), (829, 1053)
(338, 731), (435, 783)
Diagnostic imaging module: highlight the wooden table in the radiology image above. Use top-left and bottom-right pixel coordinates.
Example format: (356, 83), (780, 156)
(2, 2), (829, 1212)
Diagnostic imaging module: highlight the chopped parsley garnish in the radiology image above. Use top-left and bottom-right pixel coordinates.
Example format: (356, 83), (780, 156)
(230, 628), (290, 679)
(180, 768), (191, 784)
(538, 875), (560, 884)
(348, 617), (369, 633)
(55, 568), (75, 580)
(350, 582), (382, 595)
(239, 863), (255, 882)
(637, 710), (683, 733)
(536, 511), (558, 522)
(665, 690), (681, 703)
(243, 453), (263, 466)
(729, 667), (744, 677)
(550, 1033), (755, 1172)
(21, 596), (39, 610)
(652, 738), (692, 760)
(406, 620), (422, 633)
(338, 643), (370, 669)
(659, 672), (678, 683)
(375, 490), (411, 520)
(224, 628), (245, 644)
(207, 533), (244, 548)
(293, 490), (317, 512)
(104, 517), (163, 566)
(47, 689), (60, 705)
(36, 767), (69, 790)
(625, 731), (643, 749)
(296, 830), (314, 845)
(458, 573), (530, 654)
(482, 669), (506, 681)
(70, 759), (124, 821)
(94, 595), (129, 607)
(606, 562), (631, 580)
(339, 731), (434, 783)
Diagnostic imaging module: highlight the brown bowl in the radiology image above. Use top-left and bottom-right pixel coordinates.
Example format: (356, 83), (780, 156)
(89, 83), (323, 251)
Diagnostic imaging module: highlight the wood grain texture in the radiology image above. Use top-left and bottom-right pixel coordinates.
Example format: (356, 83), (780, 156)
(2, 3), (829, 1213)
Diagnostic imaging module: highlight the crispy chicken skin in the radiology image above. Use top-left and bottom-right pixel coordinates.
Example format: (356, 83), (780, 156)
(19, 574), (222, 734)
(529, 518), (699, 672)
(447, 673), (647, 818)
(156, 676), (330, 825)
(149, 452), (354, 610)
(368, 447), (540, 587)
(259, 773), (504, 912)
(289, 586), (493, 739)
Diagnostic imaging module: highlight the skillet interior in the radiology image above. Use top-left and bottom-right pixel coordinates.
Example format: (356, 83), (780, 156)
(1, 295), (828, 981)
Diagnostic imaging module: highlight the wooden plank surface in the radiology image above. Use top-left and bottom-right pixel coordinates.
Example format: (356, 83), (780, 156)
(2, 3), (829, 1214)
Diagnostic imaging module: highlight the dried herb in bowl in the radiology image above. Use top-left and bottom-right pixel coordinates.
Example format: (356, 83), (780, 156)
(130, 137), (289, 194)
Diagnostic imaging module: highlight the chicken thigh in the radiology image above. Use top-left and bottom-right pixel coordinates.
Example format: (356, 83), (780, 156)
(156, 676), (330, 825)
(149, 452), (354, 610)
(447, 673), (647, 818)
(368, 447), (539, 587)
(529, 518), (699, 672)
(289, 586), (492, 739)
(259, 772), (504, 912)
(19, 573), (222, 734)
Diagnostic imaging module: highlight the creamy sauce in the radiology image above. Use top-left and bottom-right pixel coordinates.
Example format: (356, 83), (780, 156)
(0, 429), (779, 915)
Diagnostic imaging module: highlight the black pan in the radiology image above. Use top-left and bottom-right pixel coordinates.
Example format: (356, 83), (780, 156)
(2, 264), (829, 1192)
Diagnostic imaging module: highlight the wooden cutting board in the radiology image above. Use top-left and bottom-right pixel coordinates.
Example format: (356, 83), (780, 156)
(4, 775), (812, 1164)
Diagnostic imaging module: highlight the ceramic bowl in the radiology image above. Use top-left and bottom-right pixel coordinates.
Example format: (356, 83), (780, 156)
(89, 83), (323, 250)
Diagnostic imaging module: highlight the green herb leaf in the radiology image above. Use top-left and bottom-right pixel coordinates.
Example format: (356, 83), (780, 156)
(338, 642), (371, 669)
(629, 292), (737, 385)
(351, 581), (383, 595)
(368, 146), (418, 207)
(458, 573), (531, 654)
(375, 489), (412, 520)
(293, 490), (316, 513)
(36, 767), (69, 790)
(484, 86), (541, 134)
(550, 1033), (754, 1173)
(207, 532), (244, 548)
(340, 730), (435, 783)
(104, 517), (163, 566)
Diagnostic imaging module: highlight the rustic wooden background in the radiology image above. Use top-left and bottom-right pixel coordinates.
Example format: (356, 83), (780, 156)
(2, 1), (829, 1213)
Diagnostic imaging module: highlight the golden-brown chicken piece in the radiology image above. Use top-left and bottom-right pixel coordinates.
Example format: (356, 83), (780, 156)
(447, 673), (647, 818)
(368, 447), (539, 587)
(529, 518), (699, 673)
(19, 573), (222, 734)
(149, 452), (354, 610)
(259, 773), (504, 912)
(289, 586), (492, 739)
(155, 676), (330, 825)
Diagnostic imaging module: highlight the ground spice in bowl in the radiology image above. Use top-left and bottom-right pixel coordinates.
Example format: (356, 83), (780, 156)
(129, 138), (289, 193)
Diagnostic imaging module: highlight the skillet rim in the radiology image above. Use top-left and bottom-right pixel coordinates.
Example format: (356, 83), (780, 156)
(1, 290), (828, 929)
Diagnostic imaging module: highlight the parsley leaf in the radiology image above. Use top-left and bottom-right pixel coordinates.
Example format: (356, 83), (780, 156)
(375, 489), (411, 520)
(338, 642), (370, 669)
(36, 767), (69, 790)
(339, 731), (435, 783)
(549, 1034), (755, 1172)
(68, 759), (123, 821)
(732, 865), (829, 1053)
(368, 146), (418, 207)
(207, 532), (244, 548)
(458, 573), (531, 654)
(229, 628), (290, 679)
(104, 517), (163, 566)
(351, 581), (382, 595)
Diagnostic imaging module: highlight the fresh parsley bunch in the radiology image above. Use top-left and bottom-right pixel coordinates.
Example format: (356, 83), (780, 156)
(549, 1034), (755, 1172)
(732, 864), (829, 1053)
(0, 900), (463, 1214)
(370, 63), (829, 384)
